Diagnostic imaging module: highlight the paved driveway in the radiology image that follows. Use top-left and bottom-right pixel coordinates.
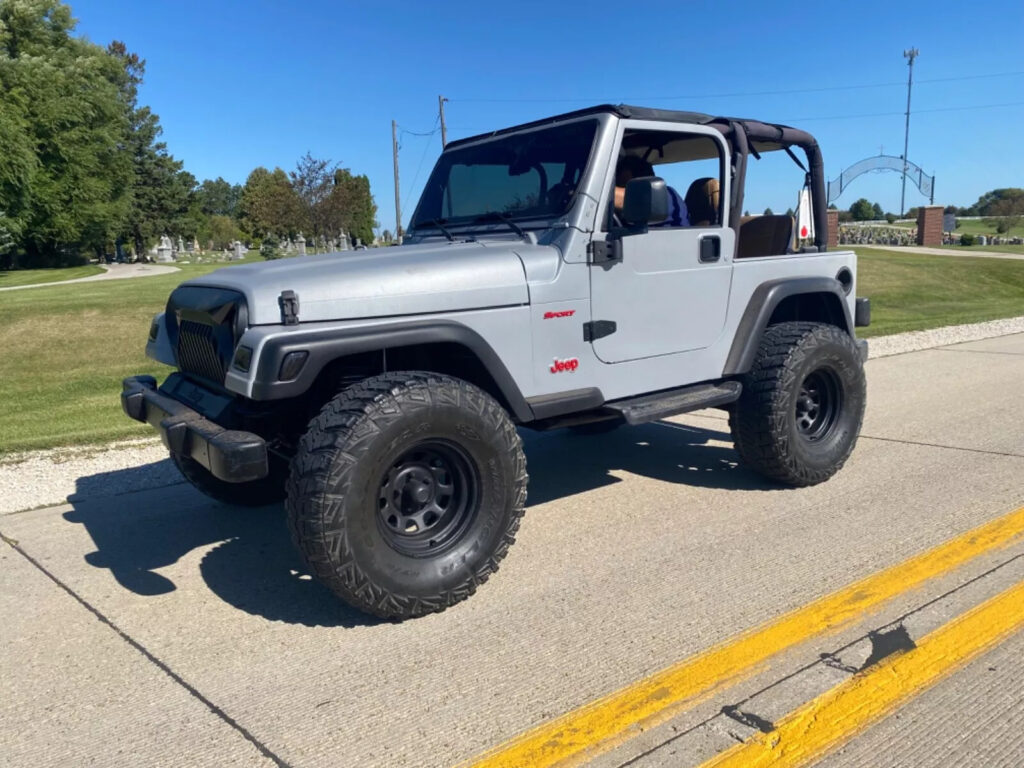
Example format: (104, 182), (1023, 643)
(3, 334), (1023, 768)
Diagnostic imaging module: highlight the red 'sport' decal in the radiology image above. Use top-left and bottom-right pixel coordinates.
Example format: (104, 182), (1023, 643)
(543, 310), (576, 319)
(550, 357), (579, 373)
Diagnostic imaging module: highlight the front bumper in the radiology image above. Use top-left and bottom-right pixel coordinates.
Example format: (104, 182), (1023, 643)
(121, 376), (268, 483)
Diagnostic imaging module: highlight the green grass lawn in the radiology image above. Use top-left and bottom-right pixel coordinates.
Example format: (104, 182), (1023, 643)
(0, 264), (105, 287)
(1, 249), (1023, 454)
(0, 256), (264, 454)
(854, 248), (1024, 337)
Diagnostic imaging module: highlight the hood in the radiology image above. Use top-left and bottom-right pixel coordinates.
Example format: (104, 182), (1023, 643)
(182, 241), (531, 325)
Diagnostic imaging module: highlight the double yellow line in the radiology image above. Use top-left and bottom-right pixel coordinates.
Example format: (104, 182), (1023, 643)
(463, 505), (1024, 768)
(703, 577), (1024, 767)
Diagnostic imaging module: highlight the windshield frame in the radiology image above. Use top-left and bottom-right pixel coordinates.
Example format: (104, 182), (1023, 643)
(408, 116), (603, 234)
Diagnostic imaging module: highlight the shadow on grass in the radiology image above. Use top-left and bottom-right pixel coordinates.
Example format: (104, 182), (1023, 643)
(65, 419), (775, 627)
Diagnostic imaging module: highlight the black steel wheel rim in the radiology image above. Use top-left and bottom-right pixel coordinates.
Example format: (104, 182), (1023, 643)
(376, 440), (479, 557)
(794, 367), (843, 442)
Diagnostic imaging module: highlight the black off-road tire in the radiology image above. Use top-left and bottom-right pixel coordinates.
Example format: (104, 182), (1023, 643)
(172, 453), (289, 507)
(729, 322), (866, 487)
(286, 372), (528, 620)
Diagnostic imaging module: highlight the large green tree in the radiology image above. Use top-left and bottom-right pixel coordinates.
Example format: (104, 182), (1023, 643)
(333, 168), (377, 246)
(195, 177), (242, 218)
(239, 166), (305, 238)
(849, 198), (876, 221)
(106, 40), (195, 256)
(0, 0), (133, 265)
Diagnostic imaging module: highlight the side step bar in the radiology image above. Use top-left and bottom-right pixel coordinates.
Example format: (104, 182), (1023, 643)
(605, 381), (742, 426)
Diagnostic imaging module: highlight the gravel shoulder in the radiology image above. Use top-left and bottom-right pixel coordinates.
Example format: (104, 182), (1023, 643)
(2, 316), (1021, 516)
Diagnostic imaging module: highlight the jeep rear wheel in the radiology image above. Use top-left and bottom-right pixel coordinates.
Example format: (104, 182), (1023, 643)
(172, 453), (288, 507)
(729, 322), (866, 487)
(286, 372), (528, 620)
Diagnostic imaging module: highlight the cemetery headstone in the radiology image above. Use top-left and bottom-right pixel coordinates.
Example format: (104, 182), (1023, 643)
(155, 234), (174, 262)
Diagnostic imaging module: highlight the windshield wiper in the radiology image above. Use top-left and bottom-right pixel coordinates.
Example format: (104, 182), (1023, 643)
(471, 211), (526, 238)
(413, 218), (455, 241)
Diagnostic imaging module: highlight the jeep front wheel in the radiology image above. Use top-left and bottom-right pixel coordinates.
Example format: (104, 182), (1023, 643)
(286, 372), (528, 620)
(729, 322), (866, 487)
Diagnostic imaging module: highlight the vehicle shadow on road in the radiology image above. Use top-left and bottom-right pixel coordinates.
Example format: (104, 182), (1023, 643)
(65, 419), (773, 627)
(64, 466), (381, 629)
(522, 419), (778, 507)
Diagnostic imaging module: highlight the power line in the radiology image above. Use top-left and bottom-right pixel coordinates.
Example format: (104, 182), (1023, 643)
(778, 100), (1024, 123)
(400, 115), (440, 213)
(447, 70), (1024, 105)
(399, 126), (440, 138)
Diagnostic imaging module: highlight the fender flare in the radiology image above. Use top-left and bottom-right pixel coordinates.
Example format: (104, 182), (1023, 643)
(249, 319), (535, 422)
(722, 277), (853, 376)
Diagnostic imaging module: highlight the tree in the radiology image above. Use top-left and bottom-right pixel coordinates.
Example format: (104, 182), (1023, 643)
(763, 207), (774, 215)
(107, 41), (194, 256)
(291, 153), (339, 243)
(871, 202), (884, 220)
(333, 168), (377, 246)
(199, 214), (242, 250)
(239, 166), (305, 237)
(971, 188), (1024, 217)
(849, 198), (875, 221)
(985, 197), (1024, 234)
(195, 177), (242, 217)
(0, 1), (133, 265)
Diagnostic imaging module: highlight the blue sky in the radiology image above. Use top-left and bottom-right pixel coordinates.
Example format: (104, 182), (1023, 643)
(76, 0), (1023, 230)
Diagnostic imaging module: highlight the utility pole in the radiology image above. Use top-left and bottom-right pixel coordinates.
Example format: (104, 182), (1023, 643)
(900, 47), (919, 217)
(392, 119), (402, 243)
(438, 95), (448, 148)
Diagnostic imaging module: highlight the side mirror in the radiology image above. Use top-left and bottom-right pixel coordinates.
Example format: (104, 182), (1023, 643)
(622, 176), (668, 227)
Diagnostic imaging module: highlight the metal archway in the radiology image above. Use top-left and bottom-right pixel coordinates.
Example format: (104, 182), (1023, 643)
(827, 154), (934, 205)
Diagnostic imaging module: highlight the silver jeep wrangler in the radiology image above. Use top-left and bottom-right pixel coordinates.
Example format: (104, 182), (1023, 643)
(123, 105), (870, 619)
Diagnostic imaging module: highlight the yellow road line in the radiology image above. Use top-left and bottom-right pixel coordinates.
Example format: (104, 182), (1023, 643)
(701, 578), (1024, 768)
(462, 505), (1024, 768)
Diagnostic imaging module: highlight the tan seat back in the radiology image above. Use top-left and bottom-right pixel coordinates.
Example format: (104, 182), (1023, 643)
(684, 177), (720, 226)
(737, 215), (794, 258)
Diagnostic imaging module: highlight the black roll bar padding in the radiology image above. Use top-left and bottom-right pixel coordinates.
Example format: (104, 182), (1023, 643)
(713, 119), (830, 251)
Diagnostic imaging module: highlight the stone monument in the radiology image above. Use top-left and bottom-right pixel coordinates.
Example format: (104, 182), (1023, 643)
(155, 234), (174, 262)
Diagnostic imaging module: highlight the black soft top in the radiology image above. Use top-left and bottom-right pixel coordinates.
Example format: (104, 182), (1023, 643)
(447, 104), (814, 149)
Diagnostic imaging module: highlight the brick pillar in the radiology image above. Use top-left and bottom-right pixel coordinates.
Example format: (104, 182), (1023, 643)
(916, 206), (943, 246)
(827, 209), (839, 249)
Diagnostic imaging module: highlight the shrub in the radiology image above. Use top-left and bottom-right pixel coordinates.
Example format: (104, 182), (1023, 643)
(260, 234), (282, 260)
(959, 234), (975, 246)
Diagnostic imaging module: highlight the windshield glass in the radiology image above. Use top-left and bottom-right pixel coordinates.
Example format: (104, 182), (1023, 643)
(411, 119), (599, 230)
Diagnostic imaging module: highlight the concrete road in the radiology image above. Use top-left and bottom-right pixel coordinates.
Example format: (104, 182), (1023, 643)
(3, 335), (1024, 768)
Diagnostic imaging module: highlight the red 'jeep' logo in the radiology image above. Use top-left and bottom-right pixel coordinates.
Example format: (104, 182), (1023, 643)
(543, 310), (576, 319)
(550, 357), (579, 373)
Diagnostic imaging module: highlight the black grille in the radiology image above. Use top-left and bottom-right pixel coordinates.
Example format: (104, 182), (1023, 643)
(165, 286), (247, 385)
(177, 320), (227, 383)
